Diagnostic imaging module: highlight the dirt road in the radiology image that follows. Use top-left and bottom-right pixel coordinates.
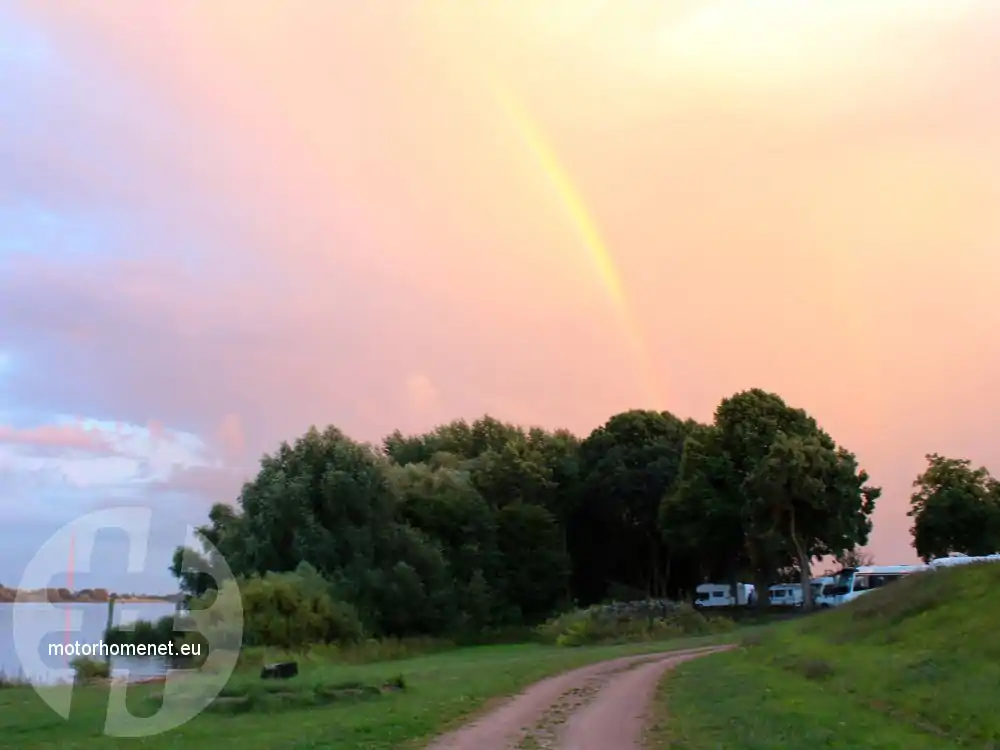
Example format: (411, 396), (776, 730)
(423, 644), (732, 750)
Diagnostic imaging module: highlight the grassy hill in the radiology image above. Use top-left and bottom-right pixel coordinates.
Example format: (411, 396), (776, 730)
(650, 562), (1000, 748)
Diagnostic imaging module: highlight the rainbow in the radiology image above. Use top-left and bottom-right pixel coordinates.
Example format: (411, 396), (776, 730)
(491, 82), (662, 407)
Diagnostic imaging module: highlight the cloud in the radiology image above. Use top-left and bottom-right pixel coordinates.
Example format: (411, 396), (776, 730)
(0, 423), (114, 454)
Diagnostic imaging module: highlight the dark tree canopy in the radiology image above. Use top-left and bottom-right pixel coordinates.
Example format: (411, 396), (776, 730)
(909, 454), (1000, 562)
(170, 388), (902, 637)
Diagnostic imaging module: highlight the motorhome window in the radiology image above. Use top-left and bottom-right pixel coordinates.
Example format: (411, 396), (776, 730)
(696, 592), (710, 601)
(711, 591), (724, 598)
(853, 575), (871, 591)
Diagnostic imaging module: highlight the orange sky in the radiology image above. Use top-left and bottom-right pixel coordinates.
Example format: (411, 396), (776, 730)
(4, 1), (1000, 571)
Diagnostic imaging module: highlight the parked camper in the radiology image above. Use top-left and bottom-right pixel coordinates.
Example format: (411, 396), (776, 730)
(768, 583), (803, 608)
(693, 582), (756, 608)
(811, 576), (834, 599)
(822, 564), (926, 607)
(815, 578), (840, 608)
(928, 553), (1000, 568)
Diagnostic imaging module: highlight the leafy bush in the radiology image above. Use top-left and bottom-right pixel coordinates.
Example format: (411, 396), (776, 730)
(70, 657), (110, 683)
(0, 670), (30, 689)
(105, 614), (177, 647)
(536, 599), (734, 647)
(227, 571), (365, 649)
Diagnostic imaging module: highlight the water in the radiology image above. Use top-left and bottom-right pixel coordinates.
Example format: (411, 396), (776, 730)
(0, 602), (177, 684)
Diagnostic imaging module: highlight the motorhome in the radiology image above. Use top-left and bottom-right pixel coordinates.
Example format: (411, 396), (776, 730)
(820, 564), (926, 607)
(693, 582), (756, 608)
(811, 576), (834, 598)
(768, 583), (803, 608)
(928, 553), (1000, 568)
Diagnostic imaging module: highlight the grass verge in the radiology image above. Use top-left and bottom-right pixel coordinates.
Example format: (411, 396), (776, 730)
(648, 562), (1000, 748)
(1, 634), (735, 749)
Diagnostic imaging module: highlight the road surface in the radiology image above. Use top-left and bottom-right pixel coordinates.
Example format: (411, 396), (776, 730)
(423, 644), (733, 750)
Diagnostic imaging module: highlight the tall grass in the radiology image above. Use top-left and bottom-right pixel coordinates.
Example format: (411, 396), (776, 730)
(536, 599), (735, 647)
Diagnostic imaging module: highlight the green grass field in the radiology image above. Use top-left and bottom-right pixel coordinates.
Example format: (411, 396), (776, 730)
(649, 563), (1000, 749)
(0, 635), (730, 749)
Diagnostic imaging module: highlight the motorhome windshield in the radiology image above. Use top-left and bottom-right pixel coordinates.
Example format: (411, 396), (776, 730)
(828, 569), (855, 595)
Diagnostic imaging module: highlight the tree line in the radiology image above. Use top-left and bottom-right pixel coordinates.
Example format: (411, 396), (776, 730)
(170, 387), (995, 639)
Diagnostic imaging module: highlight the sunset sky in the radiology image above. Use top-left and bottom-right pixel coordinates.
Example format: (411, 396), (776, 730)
(1, 1), (998, 591)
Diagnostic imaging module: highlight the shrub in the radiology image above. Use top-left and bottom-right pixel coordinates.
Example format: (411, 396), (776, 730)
(0, 670), (30, 689)
(198, 572), (366, 650)
(536, 599), (734, 647)
(70, 657), (110, 683)
(105, 614), (177, 647)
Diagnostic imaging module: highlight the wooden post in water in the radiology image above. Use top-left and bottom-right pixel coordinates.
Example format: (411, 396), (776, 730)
(104, 594), (117, 670)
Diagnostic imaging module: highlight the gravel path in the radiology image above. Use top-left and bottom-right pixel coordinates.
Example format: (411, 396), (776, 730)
(423, 644), (733, 750)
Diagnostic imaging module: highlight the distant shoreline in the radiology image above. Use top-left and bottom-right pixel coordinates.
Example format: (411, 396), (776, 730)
(0, 598), (173, 604)
(0, 588), (181, 605)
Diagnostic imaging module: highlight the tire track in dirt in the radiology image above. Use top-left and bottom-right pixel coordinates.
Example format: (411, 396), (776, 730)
(423, 645), (732, 750)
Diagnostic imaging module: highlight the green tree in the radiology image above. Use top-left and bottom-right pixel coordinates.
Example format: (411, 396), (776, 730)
(746, 431), (880, 609)
(495, 503), (571, 624)
(170, 503), (244, 599)
(908, 454), (1000, 561)
(576, 410), (695, 600)
(660, 423), (746, 598)
(711, 389), (823, 603)
(177, 424), (461, 636)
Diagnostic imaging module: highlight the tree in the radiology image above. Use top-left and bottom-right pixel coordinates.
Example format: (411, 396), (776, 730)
(746, 431), (880, 609)
(174, 425), (463, 636)
(170, 503), (244, 599)
(389, 462), (500, 624)
(680, 389), (879, 610)
(835, 547), (874, 569)
(495, 503), (571, 624)
(660, 424), (746, 598)
(575, 410), (695, 601)
(709, 389), (820, 604)
(908, 454), (1000, 562)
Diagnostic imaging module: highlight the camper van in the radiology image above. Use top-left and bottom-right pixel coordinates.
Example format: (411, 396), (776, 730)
(693, 582), (756, 608)
(928, 553), (1000, 568)
(811, 576), (834, 598)
(821, 564), (926, 607)
(767, 583), (803, 607)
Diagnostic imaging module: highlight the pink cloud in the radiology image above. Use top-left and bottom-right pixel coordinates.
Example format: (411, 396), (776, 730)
(0, 423), (114, 454)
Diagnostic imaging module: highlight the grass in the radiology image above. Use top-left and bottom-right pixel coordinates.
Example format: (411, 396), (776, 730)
(648, 562), (1000, 748)
(0, 633), (735, 749)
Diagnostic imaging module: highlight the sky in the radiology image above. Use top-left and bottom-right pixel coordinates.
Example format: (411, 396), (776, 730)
(1, 1), (998, 592)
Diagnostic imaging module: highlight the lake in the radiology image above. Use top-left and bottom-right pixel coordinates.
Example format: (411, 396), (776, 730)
(0, 601), (177, 684)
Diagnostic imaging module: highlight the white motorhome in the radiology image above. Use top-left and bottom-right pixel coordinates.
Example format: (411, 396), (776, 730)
(928, 552), (1000, 568)
(768, 583), (803, 607)
(693, 582), (756, 608)
(820, 564), (926, 607)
